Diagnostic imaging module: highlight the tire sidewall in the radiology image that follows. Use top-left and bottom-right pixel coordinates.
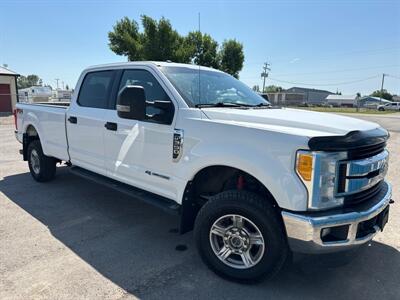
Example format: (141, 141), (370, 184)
(28, 141), (43, 181)
(195, 192), (287, 281)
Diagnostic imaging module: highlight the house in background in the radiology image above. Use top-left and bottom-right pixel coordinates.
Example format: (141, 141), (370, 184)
(0, 66), (19, 113)
(285, 87), (334, 105)
(263, 91), (304, 105)
(358, 96), (391, 108)
(52, 89), (73, 102)
(263, 87), (334, 106)
(392, 95), (400, 102)
(326, 94), (359, 107)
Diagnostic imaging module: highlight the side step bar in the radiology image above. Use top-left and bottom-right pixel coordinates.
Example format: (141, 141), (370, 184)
(70, 166), (180, 215)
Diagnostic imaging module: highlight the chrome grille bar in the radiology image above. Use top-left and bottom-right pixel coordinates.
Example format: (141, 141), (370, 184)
(336, 150), (389, 196)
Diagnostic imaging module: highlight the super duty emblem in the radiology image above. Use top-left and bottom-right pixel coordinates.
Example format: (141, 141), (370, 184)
(173, 129), (184, 161)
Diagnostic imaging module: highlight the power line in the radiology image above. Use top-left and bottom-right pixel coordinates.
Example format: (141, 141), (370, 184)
(386, 74), (400, 80)
(267, 75), (380, 87)
(272, 64), (400, 77)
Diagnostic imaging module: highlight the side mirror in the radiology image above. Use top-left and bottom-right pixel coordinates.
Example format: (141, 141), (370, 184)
(146, 100), (174, 124)
(117, 85), (146, 120)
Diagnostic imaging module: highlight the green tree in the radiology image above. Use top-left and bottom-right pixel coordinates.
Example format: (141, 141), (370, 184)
(108, 17), (142, 61)
(17, 74), (42, 89)
(108, 16), (245, 77)
(219, 39), (244, 78)
(185, 31), (219, 68)
(371, 89), (393, 100)
(141, 16), (188, 62)
(264, 85), (283, 93)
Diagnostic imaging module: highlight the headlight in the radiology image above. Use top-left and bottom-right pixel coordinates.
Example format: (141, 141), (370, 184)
(296, 150), (347, 210)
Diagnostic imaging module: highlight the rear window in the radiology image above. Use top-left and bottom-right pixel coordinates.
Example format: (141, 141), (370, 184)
(78, 71), (115, 109)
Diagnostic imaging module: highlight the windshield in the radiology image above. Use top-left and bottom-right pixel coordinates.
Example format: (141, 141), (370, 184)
(160, 66), (269, 107)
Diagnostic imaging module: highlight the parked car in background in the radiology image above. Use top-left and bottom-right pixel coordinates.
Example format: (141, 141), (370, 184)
(378, 102), (400, 111)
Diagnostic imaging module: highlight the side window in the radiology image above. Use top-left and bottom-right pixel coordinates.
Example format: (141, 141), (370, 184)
(118, 69), (172, 120)
(78, 71), (115, 109)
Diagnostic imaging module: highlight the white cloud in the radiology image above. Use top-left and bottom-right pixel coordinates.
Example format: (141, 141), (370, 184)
(290, 58), (300, 63)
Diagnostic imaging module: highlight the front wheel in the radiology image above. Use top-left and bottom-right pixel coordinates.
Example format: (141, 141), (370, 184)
(194, 190), (289, 282)
(378, 107), (384, 111)
(27, 140), (56, 182)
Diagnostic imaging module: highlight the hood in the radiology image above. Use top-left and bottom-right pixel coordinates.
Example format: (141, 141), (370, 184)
(200, 107), (380, 138)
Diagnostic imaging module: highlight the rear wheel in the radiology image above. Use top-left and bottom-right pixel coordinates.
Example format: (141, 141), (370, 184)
(27, 140), (56, 182)
(194, 190), (289, 282)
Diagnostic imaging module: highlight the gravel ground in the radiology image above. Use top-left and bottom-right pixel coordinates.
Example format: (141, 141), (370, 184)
(0, 114), (399, 300)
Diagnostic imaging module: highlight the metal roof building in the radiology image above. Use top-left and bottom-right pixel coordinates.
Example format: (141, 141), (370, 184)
(326, 94), (358, 107)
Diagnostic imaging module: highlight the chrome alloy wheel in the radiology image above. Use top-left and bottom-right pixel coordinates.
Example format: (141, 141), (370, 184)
(30, 149), (40, 174)
(209, 214), (265, 269)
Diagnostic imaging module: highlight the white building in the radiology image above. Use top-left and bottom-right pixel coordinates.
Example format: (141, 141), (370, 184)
(52, 89), (73, 102)
(326, 94), (358, 107)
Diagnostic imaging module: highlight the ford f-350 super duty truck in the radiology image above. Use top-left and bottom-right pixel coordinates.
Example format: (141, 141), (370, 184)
(15, 62), (392, 281)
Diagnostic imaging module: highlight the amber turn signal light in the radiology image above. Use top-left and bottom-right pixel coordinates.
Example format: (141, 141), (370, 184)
(296, 153), (313, 181)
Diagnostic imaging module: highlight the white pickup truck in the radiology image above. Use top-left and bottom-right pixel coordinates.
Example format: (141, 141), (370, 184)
(15, 62), (392, 281)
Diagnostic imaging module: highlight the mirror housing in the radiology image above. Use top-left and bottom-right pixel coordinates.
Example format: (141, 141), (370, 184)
(146, 100), (174, 124)
(117, 85), (146, 120)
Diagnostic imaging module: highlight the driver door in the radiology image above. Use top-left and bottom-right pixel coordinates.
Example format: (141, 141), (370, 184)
(103, 68), (179, 200)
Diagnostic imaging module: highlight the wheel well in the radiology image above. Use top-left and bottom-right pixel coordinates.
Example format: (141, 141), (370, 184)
(180, 166), (279, 234)
(22, 125), (40, 161)
(26, 125), (39, 138)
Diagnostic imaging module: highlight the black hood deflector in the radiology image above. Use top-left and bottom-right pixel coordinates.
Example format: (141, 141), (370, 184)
(308, 127), (389, 151)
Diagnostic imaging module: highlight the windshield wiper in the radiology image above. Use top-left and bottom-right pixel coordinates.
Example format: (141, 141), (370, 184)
(255, 102), (271, 107)
(195, 102), (247, 108)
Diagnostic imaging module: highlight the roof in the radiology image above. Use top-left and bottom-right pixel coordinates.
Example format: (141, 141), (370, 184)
(84, 61), (221, 73)
(0, 66), (19, 77)
(360, 96), (391, 103)
(285, 87), (333, 94)
(326, 94), (358, 100)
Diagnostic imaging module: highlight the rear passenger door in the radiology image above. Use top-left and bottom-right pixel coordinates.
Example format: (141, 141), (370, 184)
(67, 70), (117, 175)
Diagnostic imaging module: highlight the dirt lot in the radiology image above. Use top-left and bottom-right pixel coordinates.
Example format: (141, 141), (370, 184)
(1, 114), (399, 300)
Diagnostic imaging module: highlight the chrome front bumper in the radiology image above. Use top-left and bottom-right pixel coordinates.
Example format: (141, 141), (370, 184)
(282, 181), (392, 254)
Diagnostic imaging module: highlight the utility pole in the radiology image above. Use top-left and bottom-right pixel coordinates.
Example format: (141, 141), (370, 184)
(261, 62), (271, 93)
(379, 73), (386, 102)
(55, 78), (60, 90)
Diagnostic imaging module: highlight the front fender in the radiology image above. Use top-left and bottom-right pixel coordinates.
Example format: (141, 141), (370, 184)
(175, 119), (310, 211)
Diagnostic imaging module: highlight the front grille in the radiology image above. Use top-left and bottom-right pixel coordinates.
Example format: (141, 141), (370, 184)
(343, 180), (384, 207)
(348, 142), (386, 160)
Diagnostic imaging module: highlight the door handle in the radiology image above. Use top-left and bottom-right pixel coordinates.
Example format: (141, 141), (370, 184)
(68, 116), (77, 124)
(105, 122), (118, 131)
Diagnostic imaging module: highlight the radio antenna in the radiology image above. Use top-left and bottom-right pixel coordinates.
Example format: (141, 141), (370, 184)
(198, 12), (201, 105)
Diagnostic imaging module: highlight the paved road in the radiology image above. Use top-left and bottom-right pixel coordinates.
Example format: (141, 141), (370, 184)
(338, 112), (400, 133)
(1, 114), (399, 300)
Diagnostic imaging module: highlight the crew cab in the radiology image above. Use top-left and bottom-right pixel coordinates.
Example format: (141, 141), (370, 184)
(15, 62), (392, 281)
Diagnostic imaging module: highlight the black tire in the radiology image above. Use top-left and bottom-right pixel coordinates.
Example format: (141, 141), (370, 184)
(27, 140), (56, 182)
(194, 190), (289, 282)
(378, 107), (384, 111)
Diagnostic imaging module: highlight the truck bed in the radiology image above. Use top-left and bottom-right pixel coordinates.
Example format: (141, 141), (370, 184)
(16, 102), (70, 161)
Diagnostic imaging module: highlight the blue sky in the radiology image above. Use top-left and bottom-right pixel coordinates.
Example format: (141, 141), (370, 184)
(1, 0), (399, 95)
